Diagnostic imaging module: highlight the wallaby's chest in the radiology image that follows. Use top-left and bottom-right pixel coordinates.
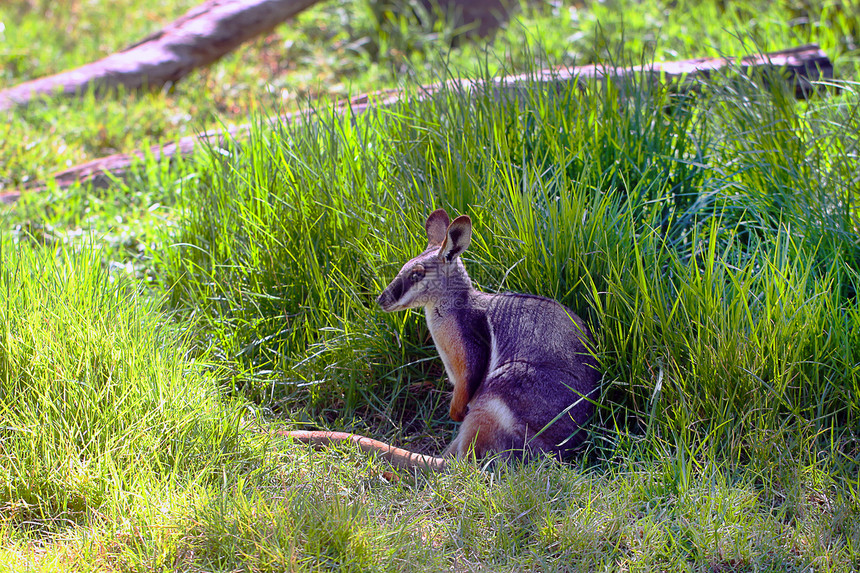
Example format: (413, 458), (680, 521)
(426, 311), (470, 385)
(426, 306), (493, 422)
(426, 307), (492, 390)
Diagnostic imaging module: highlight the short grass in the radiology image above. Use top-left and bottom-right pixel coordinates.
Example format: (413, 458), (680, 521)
(2, 0), (860, 571)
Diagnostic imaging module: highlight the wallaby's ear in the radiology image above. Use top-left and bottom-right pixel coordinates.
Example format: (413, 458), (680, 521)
(425, 209), (450, 247)
(438, 215), (472, 262)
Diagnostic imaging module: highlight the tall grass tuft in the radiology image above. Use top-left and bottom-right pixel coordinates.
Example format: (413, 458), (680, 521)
(0, 239), (244, 525)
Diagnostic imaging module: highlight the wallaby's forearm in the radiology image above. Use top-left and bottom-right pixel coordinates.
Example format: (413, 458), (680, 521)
(278, 430), (447, 471)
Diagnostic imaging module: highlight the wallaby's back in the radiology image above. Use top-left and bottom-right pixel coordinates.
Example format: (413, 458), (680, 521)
(476, 292), (598, 458)
(486, 292), (595, 373)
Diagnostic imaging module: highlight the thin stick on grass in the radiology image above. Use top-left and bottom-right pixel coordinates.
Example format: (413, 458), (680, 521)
(279, 430), (447, 471)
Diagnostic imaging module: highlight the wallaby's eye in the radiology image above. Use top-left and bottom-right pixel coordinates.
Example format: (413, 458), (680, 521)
(409, 265), (425, 282)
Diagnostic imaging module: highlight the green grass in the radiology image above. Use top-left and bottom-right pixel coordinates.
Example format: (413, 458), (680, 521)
(0, 241), (245, 512)
(2, 0), (859, 188)
(149, 66), (859, 568)
(1, 0), (860, 570)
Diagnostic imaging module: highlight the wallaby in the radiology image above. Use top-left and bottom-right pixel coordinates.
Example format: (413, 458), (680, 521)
(282, 209), (600, 470)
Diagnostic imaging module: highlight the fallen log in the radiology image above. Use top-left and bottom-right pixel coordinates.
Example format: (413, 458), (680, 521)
(0, 0), (323, 111)
(483, 43), (834, 100)
(0, 44), (833, 204)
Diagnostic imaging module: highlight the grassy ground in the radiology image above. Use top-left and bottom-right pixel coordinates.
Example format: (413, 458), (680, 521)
(2, 0), (860, 571)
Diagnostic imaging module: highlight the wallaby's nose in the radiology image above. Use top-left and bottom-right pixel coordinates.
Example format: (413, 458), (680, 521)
(377, 276), (404, 312)
(376, 288), (395, 311)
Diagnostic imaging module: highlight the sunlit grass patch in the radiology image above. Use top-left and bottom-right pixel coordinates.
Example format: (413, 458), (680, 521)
(0, 240), (249, 527)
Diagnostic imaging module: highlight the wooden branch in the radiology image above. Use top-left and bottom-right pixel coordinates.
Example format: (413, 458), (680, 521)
(480, 43), (833, 100)
(0, 45), (833, 204)
(0, 0), (323, 111)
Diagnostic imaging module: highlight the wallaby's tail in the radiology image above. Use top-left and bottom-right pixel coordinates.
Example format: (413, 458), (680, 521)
(278, 430), (447, 471)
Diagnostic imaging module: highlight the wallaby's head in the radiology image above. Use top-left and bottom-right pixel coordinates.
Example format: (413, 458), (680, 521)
(377, 209), (473, 312)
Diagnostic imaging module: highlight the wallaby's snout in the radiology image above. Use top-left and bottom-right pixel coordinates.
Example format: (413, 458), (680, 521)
(376, 275), (406, 312)
(376, 254), (438, 312)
